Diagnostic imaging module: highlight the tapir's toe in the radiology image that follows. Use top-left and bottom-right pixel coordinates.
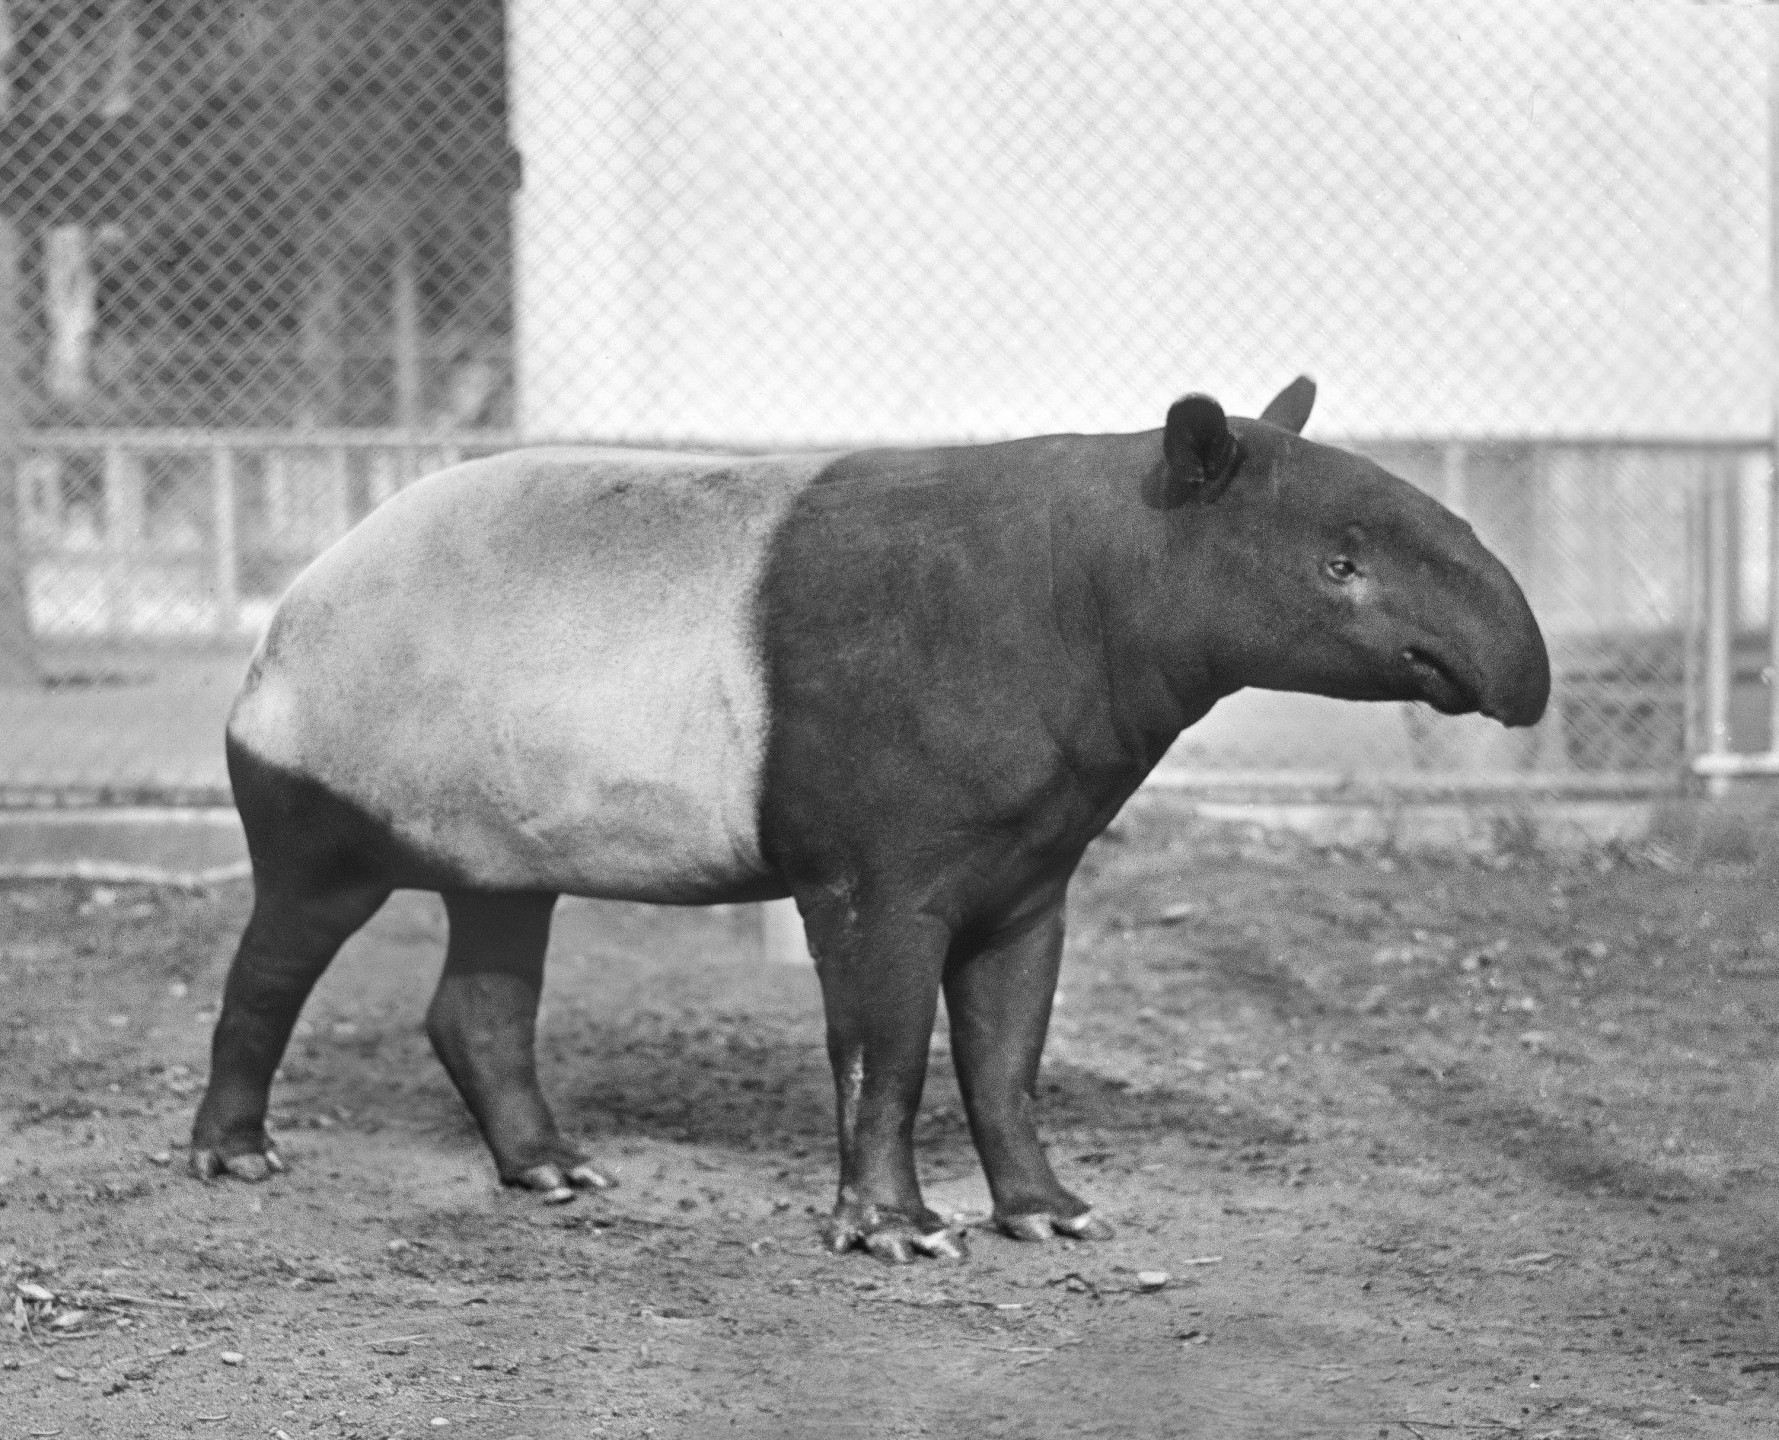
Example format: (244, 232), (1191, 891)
(822, 1203), (967, 1265)
(189, 1145), (284, 1184)
(505, 1147), (618, 1204)
(996, 1208), (1114, 1243)
(567, 1160), (615, 1190)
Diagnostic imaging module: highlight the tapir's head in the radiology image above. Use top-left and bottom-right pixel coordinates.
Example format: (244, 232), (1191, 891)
(1153, 377), (1549, 726)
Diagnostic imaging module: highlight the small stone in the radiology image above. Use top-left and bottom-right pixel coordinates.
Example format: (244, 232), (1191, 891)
(149, 1151), (172, 1166)
(220, 1350), (245, 1366)
(431, 1419), (451, 1429)
(16, 1281), (55, 1303)
(386, 1238), (412, 1253)
(53, 1365), (77, 1381)
(1136, 1270), (1170, 1291)
(169, 980), (189, 998)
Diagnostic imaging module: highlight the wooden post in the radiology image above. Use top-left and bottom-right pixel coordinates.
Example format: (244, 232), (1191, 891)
(760, 898), (811, 965)
(0, 212), (35, 686)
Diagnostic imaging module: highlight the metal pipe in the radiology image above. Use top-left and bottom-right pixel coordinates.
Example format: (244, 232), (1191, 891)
(1768, 21), (1779, 759)
(12, 428), (1776, 457)
(210, 445), (238, 636)
(1696, 750), (1779, 777)
(0, 213), (35, 685)
(1704, 464), (1735, 797)
(102, 443), (143, 635)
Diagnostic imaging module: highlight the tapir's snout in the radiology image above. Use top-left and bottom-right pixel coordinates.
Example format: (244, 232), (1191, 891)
(1435, 547), (1551, 729)
(1476, 628), (1550, 727)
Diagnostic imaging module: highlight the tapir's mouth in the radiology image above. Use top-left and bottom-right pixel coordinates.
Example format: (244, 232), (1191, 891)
(1404, 648), (1480, 716)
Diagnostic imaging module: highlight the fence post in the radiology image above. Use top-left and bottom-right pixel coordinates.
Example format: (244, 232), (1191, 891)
(210, 445), (239, 636)
(102, 443), (143, 634)
(393, 230), (422, 428)
(0, 212), (35, 687)
(1703, 464), (1735, 798)
(1768, 26), (1779, 758)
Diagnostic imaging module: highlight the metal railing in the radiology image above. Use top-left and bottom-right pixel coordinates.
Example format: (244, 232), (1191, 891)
(13, 427), (616, 640)
(9, 426), (1775, 795)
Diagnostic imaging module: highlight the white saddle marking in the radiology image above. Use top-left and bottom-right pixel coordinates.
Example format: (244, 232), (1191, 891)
(231, 447), (829, 901)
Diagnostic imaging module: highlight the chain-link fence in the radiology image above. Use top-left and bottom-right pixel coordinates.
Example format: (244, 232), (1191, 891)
(0, 2), (1769, 800)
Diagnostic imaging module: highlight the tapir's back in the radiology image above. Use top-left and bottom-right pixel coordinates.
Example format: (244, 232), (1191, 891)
(228, 447), (828, 901)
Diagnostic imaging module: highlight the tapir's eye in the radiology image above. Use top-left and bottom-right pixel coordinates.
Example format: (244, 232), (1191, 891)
(1325, 556), (1359, 583)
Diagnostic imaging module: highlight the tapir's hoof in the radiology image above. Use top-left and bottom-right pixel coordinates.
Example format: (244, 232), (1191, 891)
(996, 1209), (1114, 1243)
(821, 1207), (967, 1264)
(189, 1147), (284, 1183)
(510, 1159), (617, 1205)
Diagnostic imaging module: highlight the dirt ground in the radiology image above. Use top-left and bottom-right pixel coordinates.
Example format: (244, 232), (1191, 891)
(3, 801), (1778, 1439)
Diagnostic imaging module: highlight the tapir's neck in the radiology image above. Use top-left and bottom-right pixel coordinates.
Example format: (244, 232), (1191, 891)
(771, 431), (1234, 811)
(1045, 432), (1234, 773)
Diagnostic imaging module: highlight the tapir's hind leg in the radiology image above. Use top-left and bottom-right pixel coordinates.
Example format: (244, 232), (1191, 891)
(426, 891), (614, 1203)
(190, 872), (390, 1180)
(192, 740), (396, 1181)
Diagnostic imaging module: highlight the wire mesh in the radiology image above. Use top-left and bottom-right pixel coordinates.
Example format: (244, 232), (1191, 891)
(0, 1), (1769, 797)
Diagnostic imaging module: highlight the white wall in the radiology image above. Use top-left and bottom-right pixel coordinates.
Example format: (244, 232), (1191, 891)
(510, 1), (1769, 447)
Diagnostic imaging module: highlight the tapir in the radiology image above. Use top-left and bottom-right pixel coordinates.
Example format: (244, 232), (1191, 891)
(190, 377), (1549, 1263)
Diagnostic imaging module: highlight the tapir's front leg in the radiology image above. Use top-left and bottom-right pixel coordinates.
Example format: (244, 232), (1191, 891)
(803, 895), (965, 1264)
(944, 889), (1114, 1242)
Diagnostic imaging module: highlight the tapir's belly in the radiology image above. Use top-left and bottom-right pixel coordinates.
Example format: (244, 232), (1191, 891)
(228, 448), (828, 901)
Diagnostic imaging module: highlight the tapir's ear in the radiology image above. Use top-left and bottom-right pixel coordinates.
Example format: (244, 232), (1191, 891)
(1158, 393), (1240, 504)
(1258, 374), (1316, 434)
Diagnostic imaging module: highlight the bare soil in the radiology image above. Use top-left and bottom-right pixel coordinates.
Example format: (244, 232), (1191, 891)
(3, 802), (1778, 1439)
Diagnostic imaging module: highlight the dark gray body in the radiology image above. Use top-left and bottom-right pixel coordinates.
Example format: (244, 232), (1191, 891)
(191, 379), (1550, 1261)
